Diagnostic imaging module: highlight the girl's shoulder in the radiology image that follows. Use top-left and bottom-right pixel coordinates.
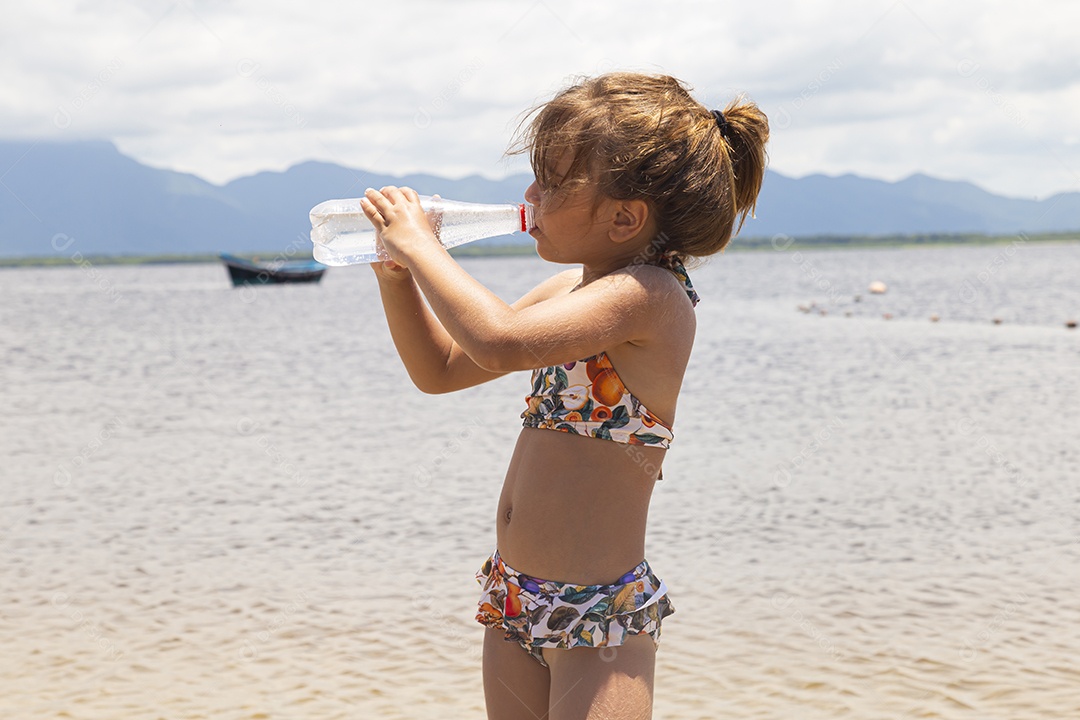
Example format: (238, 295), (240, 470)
(512, 268), (582, 310)
(600, 262), (697, 309)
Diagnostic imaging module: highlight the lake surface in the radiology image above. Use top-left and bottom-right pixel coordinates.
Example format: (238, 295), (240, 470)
(2, 240), (1079, 718)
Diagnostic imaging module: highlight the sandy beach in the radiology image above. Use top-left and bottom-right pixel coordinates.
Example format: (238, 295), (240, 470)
(3, 243), (1078, 718)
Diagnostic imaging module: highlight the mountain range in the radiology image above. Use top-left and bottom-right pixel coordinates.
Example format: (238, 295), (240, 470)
(0, 139), (1076, 257)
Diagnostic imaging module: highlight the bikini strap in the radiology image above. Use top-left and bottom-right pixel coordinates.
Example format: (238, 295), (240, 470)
(655, 250), (700, 307)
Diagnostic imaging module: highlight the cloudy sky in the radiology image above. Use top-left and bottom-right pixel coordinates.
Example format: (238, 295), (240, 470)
(4, 0), (1078, 199)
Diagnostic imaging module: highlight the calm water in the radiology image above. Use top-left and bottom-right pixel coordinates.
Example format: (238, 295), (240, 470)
(2, 241), (1079, 719)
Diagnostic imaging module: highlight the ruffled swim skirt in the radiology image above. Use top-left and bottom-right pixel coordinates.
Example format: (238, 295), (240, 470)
(474, 548), (674, 667)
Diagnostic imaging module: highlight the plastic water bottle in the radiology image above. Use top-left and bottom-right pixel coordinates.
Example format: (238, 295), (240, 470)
(309, 195), (535, 266)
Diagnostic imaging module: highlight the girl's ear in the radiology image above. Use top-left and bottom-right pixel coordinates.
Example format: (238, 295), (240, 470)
(608, 198), (651, 244)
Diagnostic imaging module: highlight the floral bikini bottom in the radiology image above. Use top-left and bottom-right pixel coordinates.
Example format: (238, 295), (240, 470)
(474, 549), (675, 667)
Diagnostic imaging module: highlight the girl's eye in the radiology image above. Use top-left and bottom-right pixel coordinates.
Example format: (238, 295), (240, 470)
(536, 168), (562, 195)
(539, 181), (560, 196)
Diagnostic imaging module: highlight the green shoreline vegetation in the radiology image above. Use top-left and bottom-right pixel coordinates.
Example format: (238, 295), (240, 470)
(1, 231), (1077, 268)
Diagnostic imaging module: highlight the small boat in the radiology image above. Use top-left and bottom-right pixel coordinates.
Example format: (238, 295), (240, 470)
(220, 253), (326, 286)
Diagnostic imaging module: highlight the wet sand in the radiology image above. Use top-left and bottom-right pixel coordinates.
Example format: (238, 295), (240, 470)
(2, 244), (1078, 717)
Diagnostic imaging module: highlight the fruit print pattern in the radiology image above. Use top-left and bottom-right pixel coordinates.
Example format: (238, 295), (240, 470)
(475, 550), (675, 667)
(521, 353), (677, 446)
(520, 254), (699, 448)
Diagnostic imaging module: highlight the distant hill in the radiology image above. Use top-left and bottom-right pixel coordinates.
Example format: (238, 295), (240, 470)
(0, 140), (1076, 257)
(754, 171), (1079, 237)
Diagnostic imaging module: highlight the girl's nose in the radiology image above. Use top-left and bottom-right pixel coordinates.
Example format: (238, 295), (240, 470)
(524, 179), (540, 205)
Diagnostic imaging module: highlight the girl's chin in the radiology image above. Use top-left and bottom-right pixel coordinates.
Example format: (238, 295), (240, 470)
(534, 244), (574, 265)
(532, 233), (556, 261)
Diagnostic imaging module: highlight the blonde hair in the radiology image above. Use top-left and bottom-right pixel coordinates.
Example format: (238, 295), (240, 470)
(511, 72), (770, 259)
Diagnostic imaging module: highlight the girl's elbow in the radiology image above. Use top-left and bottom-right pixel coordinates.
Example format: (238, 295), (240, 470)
(415, 381), (450, 395)
(408, 372), (451, 395)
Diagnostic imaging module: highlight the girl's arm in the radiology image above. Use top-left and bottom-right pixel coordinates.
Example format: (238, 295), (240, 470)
(364, 187), (686, 373)
(374, 264), (477, 394)
(373, 261), (580, 394)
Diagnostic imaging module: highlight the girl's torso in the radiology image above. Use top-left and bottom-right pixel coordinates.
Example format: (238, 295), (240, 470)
(496, 425), (667, 585)
(495, 265), (696, 584)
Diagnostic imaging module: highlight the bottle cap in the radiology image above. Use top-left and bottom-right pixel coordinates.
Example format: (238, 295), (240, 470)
(520, 203), (535, 232)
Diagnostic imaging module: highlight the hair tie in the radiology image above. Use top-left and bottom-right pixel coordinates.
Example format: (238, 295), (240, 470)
(711, 109), (731, 140)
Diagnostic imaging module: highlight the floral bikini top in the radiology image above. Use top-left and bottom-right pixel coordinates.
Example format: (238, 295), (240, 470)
(521, 254), (700, 449)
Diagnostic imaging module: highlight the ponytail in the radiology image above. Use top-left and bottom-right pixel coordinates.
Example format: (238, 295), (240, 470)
(719, 96), (770, 236)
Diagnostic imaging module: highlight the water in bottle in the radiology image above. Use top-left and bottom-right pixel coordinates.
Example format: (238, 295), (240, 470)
(310, 195), (535, 266)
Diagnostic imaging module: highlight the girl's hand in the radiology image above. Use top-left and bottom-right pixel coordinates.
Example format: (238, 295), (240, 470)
(360, 186), (439, 267)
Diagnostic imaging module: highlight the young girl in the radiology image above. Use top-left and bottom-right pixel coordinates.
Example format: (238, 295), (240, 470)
(363, 72), (768, 720)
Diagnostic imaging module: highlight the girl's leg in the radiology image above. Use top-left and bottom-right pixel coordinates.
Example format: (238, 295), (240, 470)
(542, 633), (656, 720)
(482, 626), (551, 720)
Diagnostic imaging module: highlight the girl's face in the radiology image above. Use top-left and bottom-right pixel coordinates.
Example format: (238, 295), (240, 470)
(524, 151), (611, 263)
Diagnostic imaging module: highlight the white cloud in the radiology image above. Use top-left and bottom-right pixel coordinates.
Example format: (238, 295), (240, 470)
(2, 0), (1078, 198)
